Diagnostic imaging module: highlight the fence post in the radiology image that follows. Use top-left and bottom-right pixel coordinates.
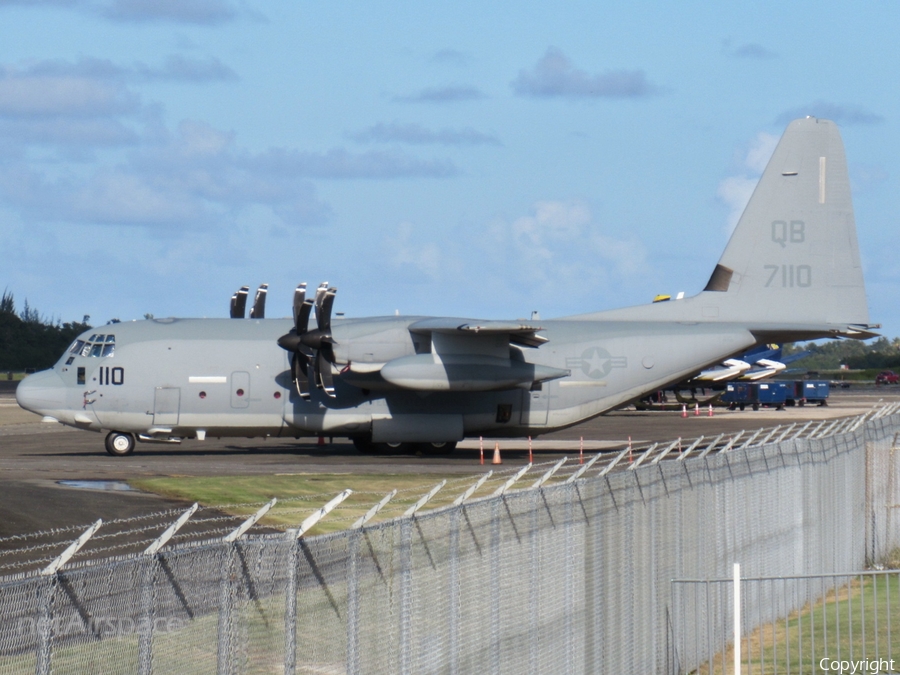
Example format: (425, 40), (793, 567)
(490, 498), (501, 673)
(734, 563), (741, 675)
(346, 528), (361, 675)
(35, 576), (55, 675)
(284, 490), (351, 675)
(36, 518), (102, 675)
(398, 518), (412, 675)
(449, 508), (460, 675)
(565, 483), (575, 673)
(217, 544), (237, 675)
(138, 556), (156, 675)
(218, 499), (275, 675)
(284, 535), (299, 675)
(140, 505), (196, 675)
(530, 485), (540, 672)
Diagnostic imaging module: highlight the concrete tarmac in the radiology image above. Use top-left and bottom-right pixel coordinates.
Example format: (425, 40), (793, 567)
(1, 386), (898, 544)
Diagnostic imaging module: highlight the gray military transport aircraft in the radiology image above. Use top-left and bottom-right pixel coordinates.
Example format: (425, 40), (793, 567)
(16, 117), (878, 456)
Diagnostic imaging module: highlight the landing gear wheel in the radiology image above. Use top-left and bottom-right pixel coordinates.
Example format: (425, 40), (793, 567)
(419, 441), (457, 456)
(381, 441), (414, 453)
(352, 436), (380, 454)
(105, 431), (135, 457)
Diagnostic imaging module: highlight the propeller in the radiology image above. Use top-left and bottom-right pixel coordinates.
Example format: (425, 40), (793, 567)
(277, 282), (339, 398)
(230, 286), (249, 319)
(249, 284), (268, 319)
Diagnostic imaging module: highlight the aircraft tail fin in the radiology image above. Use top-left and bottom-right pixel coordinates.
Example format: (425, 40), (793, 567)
(706, 117), (871, 330)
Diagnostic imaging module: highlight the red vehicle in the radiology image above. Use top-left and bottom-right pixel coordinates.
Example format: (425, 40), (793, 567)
(876, 370), (899, 385)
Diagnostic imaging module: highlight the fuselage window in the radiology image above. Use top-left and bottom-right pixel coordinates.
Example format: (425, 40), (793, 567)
(69, 340), (86, 354)
(90, 343), (104, 357)
(101, 344), (115, 357)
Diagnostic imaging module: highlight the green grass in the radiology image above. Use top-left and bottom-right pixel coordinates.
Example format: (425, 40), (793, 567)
(129, 471), (525, 536)
(698, 570), (900, 674)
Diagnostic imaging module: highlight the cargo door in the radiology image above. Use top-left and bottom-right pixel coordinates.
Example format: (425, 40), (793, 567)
(153, 387), (180, 426)
(231, 371), (250, 409)
(520, 384), (550, 426)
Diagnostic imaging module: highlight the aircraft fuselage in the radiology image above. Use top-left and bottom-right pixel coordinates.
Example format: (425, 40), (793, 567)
(18, 314), (756, 444)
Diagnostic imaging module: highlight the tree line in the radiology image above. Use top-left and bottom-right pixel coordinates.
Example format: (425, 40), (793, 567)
(0, 291), (92, 371)
(782, 337), (900, 371)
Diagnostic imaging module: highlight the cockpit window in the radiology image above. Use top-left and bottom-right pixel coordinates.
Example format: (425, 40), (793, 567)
(75, 334), (116, 358)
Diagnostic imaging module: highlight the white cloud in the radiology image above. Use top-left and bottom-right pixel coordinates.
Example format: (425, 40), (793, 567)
(512, 47), (655, 99)
(378, 200), (648, 309)
(717, 131), (778, 234)
(386, 222), (444, 281)
(393, 85), (485, 103)
(744, 132), (778, 173)
(0, 53), (461, 232)
(102, 0), (239, 24)
(722, 40), (777, 59)
(0, 119), (331, 228)
(0, 71), (139, 118)
(349, 122), (500, 146)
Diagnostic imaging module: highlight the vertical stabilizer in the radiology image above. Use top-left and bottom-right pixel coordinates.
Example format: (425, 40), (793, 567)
(708, 117), (869, 327)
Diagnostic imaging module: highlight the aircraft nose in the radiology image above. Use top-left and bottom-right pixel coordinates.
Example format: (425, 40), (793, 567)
(16, 369), (67, 415)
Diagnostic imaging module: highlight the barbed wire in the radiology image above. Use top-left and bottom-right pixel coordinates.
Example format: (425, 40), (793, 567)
(0, 409), (892, 572)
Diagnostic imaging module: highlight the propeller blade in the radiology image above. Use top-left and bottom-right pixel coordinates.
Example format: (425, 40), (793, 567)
(291, 352), (311, 399)
(313, 282), (329, 329)
(297, 298), (314, 336)
(292, 283), (307, 327)
(316, 349), (335, 396)
(320, 339), (336, 365)
(232, 286), (249, 319)
(249, 284), (268, 319)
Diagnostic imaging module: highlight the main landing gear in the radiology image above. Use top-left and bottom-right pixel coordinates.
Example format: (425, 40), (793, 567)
(351, 436), (457, 455)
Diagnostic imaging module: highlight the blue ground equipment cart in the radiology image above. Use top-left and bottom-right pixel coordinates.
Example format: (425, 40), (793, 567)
(722, 381), (758, 411)
(786, 380), (830, 406)
(756, 381), (789, 410)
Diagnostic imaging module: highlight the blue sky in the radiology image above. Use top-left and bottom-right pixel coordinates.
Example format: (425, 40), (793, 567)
(1, 1), (898, 338)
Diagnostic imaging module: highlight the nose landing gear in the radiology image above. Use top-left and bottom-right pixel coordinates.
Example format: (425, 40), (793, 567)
(105, 431), (135, 456)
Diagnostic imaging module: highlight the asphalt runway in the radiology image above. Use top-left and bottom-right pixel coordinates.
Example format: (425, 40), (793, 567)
(1, 386), (898, 544)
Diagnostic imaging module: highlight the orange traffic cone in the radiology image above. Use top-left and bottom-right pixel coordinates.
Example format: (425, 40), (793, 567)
(681, 404), (688, 418)
(708, 404), (714, 417)
(492, 442), (502, 465)
(694, 403), (700, 416)
(317, 435), (325, 446)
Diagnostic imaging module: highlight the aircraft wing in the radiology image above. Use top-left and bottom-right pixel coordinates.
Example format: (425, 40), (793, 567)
(342, 318), (567, 391)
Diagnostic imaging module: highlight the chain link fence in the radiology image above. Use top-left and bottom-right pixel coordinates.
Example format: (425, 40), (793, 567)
(0, 408), (898, 674)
